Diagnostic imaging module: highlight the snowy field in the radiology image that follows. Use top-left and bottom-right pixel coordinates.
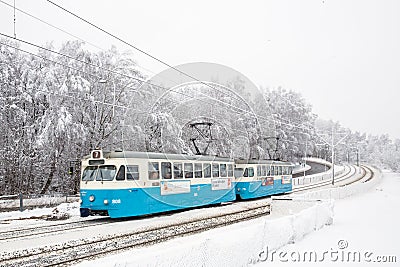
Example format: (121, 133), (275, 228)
(73, 171), (398, 267)
(0, 202), (80, 226)
(257, 171), (400, 266)
(0, 169), (395, 266)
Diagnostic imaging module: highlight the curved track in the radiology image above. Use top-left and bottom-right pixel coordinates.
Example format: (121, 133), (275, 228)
(0, 203), (270, 267)
(292, 164), (374, 193)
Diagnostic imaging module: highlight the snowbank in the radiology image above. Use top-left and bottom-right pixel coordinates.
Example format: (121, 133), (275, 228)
(0, 202), (80, 223)
(76, 199), (334, 267)
(256, 171), (398, 267)
(0, 195), (79, 210)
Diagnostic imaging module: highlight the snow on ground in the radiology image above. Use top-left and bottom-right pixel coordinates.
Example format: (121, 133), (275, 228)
(0, 195), (79, 210)
(73, 171), (398, 267)
(0, 198), (279, 254)
(73, 199), (333, 267)
(256, 171), (400, 266)
(1, 168), (395, 266)
(0, 202), (80, 228)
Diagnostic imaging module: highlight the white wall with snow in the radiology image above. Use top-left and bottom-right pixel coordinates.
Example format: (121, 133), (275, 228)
(76, 199), (334, 267)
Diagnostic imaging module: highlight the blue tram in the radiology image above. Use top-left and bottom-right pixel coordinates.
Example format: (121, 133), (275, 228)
(80, 150), (236, 218)
(234, 159), (293, 199)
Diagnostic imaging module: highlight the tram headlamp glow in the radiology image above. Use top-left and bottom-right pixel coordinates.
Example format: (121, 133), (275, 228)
(103, 199), (109, 205)
(89, 195), (95, 202)
(79, 199), (83, 204)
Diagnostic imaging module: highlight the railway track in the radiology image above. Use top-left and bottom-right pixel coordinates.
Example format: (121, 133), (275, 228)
(336, 164), (374, 187)
(361, 165), (375, 183)
(0, 203), (270, 267)
(292, 164), (374, 193)
(0, 164), (376, 266)
(0, 218), (111, 241)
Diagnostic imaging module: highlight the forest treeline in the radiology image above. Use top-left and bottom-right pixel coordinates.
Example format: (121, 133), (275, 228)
(0, 39), (398, 195)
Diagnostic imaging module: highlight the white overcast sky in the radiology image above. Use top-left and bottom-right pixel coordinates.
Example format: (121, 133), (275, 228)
(1, 0), (399, 139)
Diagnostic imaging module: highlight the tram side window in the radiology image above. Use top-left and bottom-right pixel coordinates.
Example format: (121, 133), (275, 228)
(257, 165), (261, 176)
(148, 162), (159, 180)
(275, 166), (279, 176)
(227, 164), (234, 177)
(116, 165), (126, 181)
(203, 163), (211, 178)
(220, 164), (227, 177)
(278, 166), (282, 175)
(194, 163), (202, 178)
(161, 162), (172, 179)
(234, 168), (243, 178)
(96, 165), (117, 181)
(267, 166), (271, 176)
(184, 163), (193, 178)
(244, 167), (254, 177)
(127, 165), (139, 180)
(262, 165), (267, 176)
(173, 163), (183, 179)
(212, 163), (219, 177)
(289, 166), (293, 175)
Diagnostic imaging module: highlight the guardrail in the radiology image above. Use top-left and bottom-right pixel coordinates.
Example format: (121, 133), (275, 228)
(292, 164), (346, 187)
(0, 194), (79, 212)
(0, 194), (24, 211)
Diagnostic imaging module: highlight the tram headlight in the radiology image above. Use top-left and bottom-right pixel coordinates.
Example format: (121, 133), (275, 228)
(103, 199), (109, 205)
(79, 199), (83, 204)
(89, 195), (95, 202)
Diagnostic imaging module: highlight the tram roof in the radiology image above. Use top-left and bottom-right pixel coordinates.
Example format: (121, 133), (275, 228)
(234, 158), (293, 166)
(83, 151), (233, 162)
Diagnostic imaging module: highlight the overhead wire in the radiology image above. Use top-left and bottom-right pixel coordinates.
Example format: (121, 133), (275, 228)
(0, 0), (164, 78)
(1, 36), (314, 140)
(0, 36), (262, 122)
(44, 0), (256, 105)
(1, 1), (315, 138)
(0, 0), (104, 51)
(3, 0), (309, 132)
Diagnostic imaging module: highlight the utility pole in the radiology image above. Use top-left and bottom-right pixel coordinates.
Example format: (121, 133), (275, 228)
(356, 147), (360, 167)
(13, 0), (16, 39)
(315, 126), (348, 186)
(331, 125), (335, 185)
(303, 139), (307, 179)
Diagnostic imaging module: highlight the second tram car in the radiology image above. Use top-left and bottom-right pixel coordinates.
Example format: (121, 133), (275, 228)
(234, 159), (293, 199)
(80, 150), (236, 218)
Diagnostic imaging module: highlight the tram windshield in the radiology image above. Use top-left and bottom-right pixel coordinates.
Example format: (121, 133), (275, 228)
(82, 165), (117, 181)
